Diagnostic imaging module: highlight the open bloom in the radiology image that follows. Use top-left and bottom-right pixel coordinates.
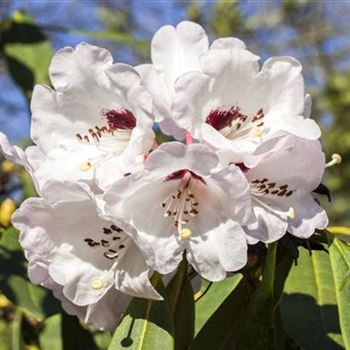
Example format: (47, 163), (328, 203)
(235, 134), (329, 243)
(103, 142), (253, 281)
(137, 21), (247, 140)
(12, 181), (160, 329)
(28, 43), (155, 191)
(173, 45), (321, 161)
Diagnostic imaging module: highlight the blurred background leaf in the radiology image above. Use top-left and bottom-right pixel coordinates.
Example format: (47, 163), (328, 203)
(0, 227), (60, 319)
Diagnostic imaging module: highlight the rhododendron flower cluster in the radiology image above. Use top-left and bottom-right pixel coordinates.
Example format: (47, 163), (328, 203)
(0, 21), (337, 330)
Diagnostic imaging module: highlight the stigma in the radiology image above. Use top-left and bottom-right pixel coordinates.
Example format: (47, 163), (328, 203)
(80, 161), (92, 172)
(91, 278), (105, 290)
(325, 153), (342, 168)
(180, 228), (192, 240)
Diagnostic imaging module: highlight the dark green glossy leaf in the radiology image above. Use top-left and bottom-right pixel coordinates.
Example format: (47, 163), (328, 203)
(108, 273), (174, 350)
(191, 276), (255, 350)
(194, 274), (242, 335)
(167, 259), (194, 350)
(282, 248), (344, 349)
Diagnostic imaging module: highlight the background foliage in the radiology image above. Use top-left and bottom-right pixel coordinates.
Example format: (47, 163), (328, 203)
(0, 1), (349, 349)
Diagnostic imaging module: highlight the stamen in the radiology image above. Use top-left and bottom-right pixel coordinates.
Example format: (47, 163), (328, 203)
(180, 228), (192, 240)
(325, 153), (342, 168)
(252, 196), (296, 220)
(80, 161), (92, 171)
(162, 173), (201, 238)
(91, 278), (105, 290)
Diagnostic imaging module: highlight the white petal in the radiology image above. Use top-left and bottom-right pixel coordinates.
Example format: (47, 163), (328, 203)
(287, 192), (328, 238)
(267, 114), (321, 140)
(244, 203), (288, 243)
(209, 165), (254, 224)
(115, 243), (162, 300)
(85, 288), (131, 330)
(49, 248), (113, 306)
(187, 220), (247, 281)
(145, 142), (219, 176)
(31, 146), (96, 192)
(210, 37), (246, 50)
(245, 134), (325, 191)
(49, 43), (113, 91)
(151, 21), (209, 90)
(258, 56), (304, 117)
(136, 64), (185, 140)
(173, 71), (211, 138)
(0, 132), (27, 166)
(201, 123), (257, 159)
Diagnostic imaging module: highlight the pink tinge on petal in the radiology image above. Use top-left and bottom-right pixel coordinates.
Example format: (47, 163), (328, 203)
(205, 106), (241, 131)
(102, 108), (137, 130)
(165, 169), (206, 185)
(185, 130), (193, 145)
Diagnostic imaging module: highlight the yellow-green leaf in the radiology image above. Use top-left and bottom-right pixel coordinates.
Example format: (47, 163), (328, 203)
(108, 274), (174, 350)
(328, 236), (350, 349)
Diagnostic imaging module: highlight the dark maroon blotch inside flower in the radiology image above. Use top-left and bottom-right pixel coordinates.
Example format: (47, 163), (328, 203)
(234, 162), (250, 173)
(205, 106), (241, 131)
(102, 108), (136, 130)
(165, 169), (206, 184)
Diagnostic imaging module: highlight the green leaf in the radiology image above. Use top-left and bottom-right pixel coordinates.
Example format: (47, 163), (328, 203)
(191, 276), (255, 350)
(40, 314), (63, 350)
(236, 242), (277, 350)
(62, 313), (98, 350)
(0, 227), (60, 319)
(282, 247), (344, 349)
(2, 13), (52, 98)
(11, 310), (24, 350)
(108, 273), (174, 350)
(328, 236), (350, 349)
(167, 259), (194, 350)
(194, 274), (242, 335)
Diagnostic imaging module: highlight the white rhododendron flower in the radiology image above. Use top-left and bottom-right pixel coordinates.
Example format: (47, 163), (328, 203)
(173, 49), (321, 161)
(238, 134), (329, 243)
(137, 21), (247, 139)
(29, 43), (155, 190)
(12, 181), (160, 329)
(103, 142), (253, 281)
